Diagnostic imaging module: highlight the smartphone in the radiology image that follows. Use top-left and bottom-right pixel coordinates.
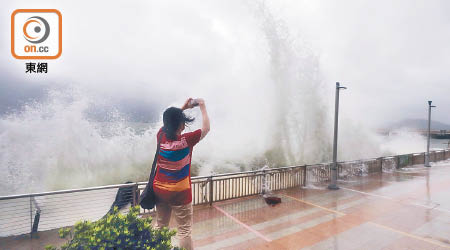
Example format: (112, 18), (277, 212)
(190, 99), (199, 107)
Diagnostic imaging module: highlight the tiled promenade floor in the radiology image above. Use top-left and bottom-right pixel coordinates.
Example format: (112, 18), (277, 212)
(188, 162), (450, 249)
(2, 162), (449, 249)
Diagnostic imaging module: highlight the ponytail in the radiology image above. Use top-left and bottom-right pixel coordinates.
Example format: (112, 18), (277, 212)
(163, 125), (177, 141)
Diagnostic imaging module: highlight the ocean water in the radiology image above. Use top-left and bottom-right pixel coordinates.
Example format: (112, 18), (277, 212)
(430, 138), (450, 149)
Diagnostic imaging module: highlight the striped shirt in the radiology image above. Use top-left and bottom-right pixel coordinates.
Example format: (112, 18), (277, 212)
(153, 128), (202, 205)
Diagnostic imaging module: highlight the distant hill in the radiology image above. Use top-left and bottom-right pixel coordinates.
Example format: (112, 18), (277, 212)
(388, 119), (450, 130)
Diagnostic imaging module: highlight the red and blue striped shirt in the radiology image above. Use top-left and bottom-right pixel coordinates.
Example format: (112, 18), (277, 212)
(153, 128), (202, 205)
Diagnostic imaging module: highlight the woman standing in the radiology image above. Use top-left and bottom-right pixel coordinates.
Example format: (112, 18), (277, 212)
(153, 98), (210, 250)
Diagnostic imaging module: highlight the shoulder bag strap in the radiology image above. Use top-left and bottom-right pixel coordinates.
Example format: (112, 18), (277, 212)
(149, 132), (163, 181)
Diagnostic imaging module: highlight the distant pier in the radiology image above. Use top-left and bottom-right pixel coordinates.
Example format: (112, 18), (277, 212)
(378, 129), (450, 139)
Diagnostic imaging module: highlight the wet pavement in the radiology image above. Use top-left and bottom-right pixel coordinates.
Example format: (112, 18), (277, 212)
(186, 162), (450, 249)
(2, 162), (449, 249)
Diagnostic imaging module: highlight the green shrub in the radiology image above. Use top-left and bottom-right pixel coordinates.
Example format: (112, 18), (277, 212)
(46, 206), (181, 250)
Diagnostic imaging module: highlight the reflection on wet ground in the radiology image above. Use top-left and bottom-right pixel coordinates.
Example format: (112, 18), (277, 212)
(189, 163), (450, 249)
(2, 163), (449, 249)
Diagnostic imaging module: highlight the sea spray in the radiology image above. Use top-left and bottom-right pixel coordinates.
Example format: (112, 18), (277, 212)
(0, 2), (428, 195)
(0, 90), (158, 195)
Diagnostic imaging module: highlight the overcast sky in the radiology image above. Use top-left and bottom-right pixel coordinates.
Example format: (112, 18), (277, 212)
(1, 0), (449, 127)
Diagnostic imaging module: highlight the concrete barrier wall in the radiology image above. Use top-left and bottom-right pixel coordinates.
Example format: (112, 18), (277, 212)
(412, 153), (425, 165)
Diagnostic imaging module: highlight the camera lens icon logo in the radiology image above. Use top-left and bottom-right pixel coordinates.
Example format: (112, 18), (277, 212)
(23, 16), (50, 44)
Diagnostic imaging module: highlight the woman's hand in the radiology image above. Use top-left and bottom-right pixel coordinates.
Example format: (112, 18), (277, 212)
(196, 98), (205, 107)
(181, 98), (194, 110)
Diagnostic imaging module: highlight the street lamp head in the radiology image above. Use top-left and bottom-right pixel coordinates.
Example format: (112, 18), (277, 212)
(336, 82), (347, 90)
(428, 101), (432, 106)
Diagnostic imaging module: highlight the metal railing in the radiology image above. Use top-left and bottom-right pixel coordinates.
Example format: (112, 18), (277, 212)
(0, 149), (449, 239)
(0, 183), (138, 238)
(138, 165), (307, 207)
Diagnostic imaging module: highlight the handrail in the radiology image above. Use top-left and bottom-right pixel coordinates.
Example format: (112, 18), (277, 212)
(0, 182), (138, 201)
(1, 149), (448, 201)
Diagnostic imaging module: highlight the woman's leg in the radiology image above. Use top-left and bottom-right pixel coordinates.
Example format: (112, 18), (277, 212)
(155, 202), (172, 229)
(172, 203), (193, 250)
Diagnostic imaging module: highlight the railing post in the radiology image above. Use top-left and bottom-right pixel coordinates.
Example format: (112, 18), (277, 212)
(29, 196), (32, 239)
(208, 176), (213, 206)
(303, 165), (307, 187)
(378, 157), (383, 172)
(31, 197), (41, 236)
(132, 183), (138, 207)
(262, 170), (266, 194)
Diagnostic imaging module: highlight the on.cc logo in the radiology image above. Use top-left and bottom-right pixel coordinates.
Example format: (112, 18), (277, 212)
(11, 9), (62, 60)
(23, 16), (50, 44)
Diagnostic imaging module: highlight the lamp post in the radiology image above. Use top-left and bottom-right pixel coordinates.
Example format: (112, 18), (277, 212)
(328, 82), (346, 190)
(425, 101), (436, 167)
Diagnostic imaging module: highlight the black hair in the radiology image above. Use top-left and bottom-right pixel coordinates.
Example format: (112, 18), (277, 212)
(162, 107), (195, 140)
